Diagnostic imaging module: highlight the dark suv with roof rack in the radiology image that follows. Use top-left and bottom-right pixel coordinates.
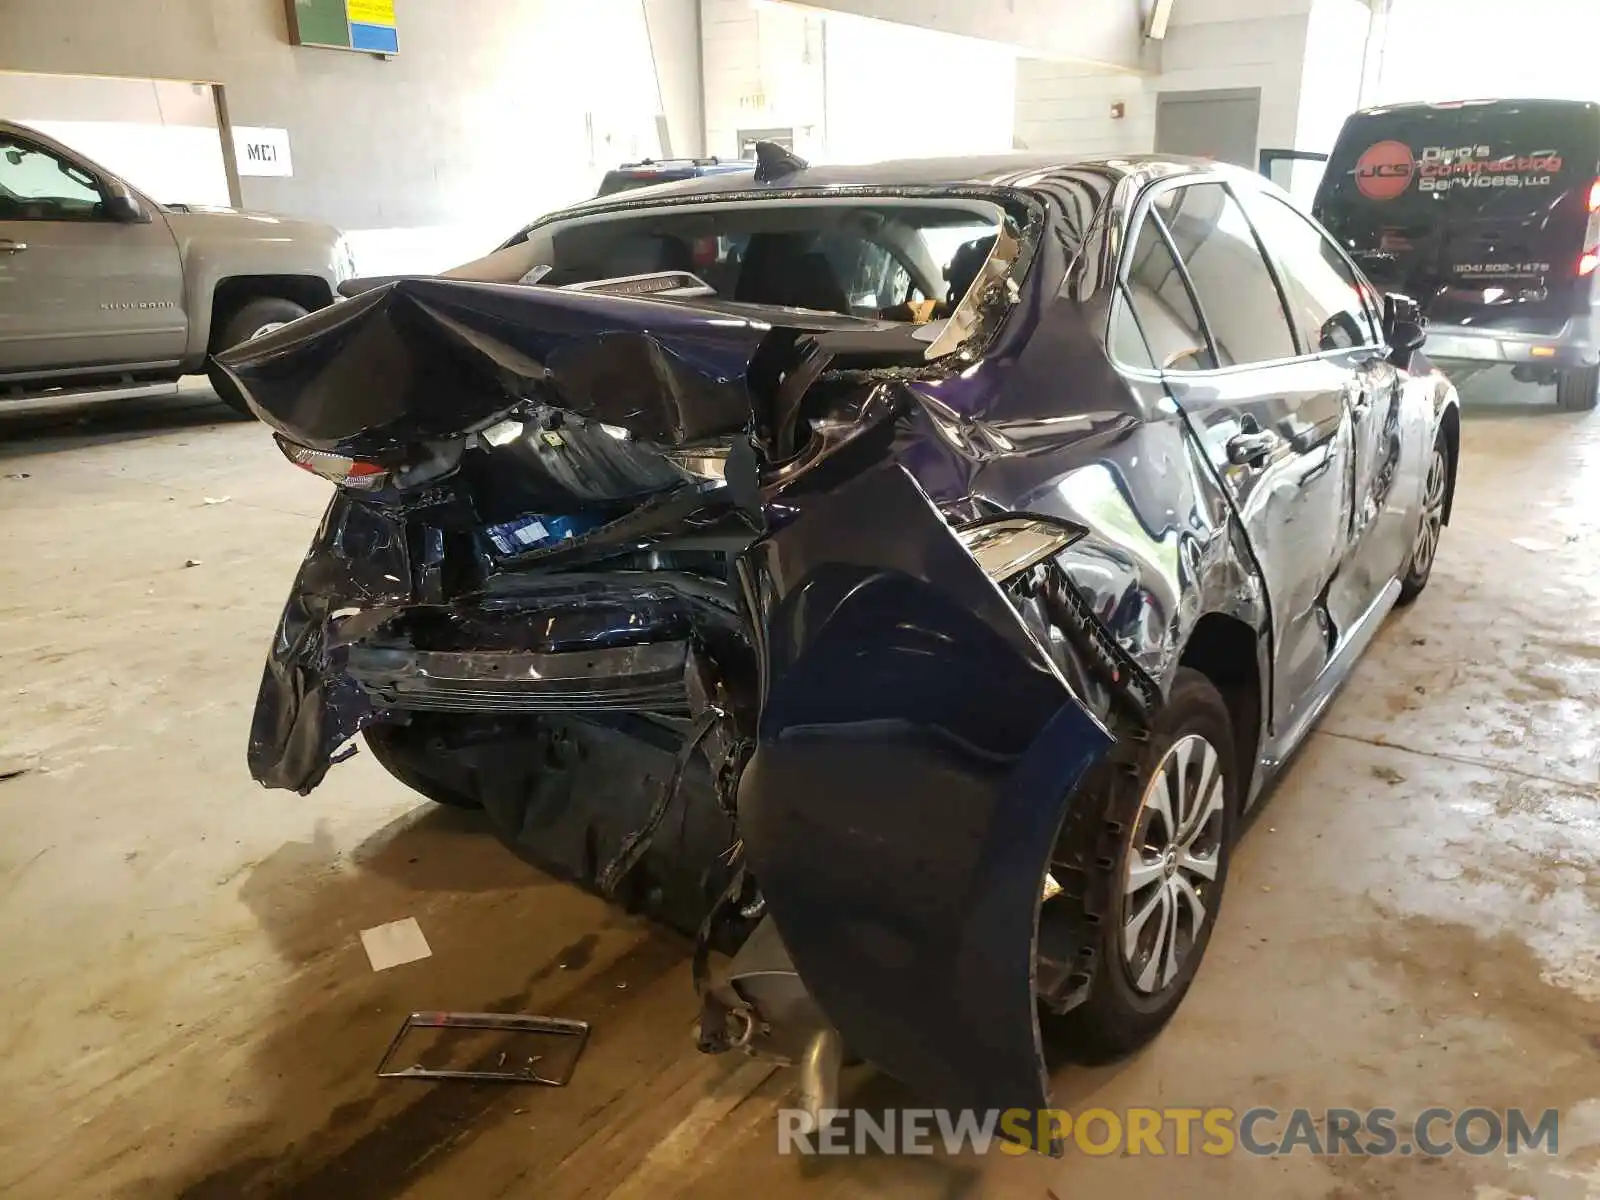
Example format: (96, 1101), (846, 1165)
(596, 156), (753, 197)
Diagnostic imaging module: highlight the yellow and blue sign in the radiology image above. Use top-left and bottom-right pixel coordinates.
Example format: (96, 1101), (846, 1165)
(288, 0), (399, 55)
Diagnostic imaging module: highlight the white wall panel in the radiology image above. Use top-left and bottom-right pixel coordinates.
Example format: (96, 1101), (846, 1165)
(786, 0), (1152, 69)
(0, 71), (230, 206)
(823, 13), (1015, 161)
(1015, 3), (1318, 160)
(0, 0), (669, 272)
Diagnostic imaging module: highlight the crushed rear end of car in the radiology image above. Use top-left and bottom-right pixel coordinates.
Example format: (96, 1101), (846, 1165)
(217, 196), (1129, 1145)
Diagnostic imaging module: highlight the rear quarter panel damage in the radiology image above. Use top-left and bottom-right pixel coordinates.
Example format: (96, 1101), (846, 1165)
(249, 493), (408, 792)
(735, 462), (1114, 1120)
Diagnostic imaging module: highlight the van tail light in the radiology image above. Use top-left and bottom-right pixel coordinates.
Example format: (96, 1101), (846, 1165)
(1580, 249), (1600, 278)
(274, 434), (391, 490)
(1589, 178), (1600, 213)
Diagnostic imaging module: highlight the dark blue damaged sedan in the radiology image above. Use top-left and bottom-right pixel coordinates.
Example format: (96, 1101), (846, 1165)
(216, 144), (1461, 1151)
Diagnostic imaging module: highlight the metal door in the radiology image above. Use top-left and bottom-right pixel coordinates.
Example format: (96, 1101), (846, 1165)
(1155, 88), (1263, 169)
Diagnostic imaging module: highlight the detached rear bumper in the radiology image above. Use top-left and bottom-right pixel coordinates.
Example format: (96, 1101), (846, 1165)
(1424, 317), (1599, 368)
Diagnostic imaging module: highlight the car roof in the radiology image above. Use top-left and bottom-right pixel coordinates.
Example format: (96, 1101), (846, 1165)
(605, 160), (752, 176)
(557, 152), (1227, 215)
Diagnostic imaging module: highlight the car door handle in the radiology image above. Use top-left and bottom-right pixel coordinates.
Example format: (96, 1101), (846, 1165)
(1226, 429), (1281, 467)
(0, 240), (27, 253)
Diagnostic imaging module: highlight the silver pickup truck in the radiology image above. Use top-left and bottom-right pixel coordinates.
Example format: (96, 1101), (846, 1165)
(0, 119), (351, 414)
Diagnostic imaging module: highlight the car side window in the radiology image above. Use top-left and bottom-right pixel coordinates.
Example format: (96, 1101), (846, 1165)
(1239, 191), (1378, 351)
(0, 137), (106, 221)
(1157, 183), (1298, 366)
(1114, 214), (1216, 372)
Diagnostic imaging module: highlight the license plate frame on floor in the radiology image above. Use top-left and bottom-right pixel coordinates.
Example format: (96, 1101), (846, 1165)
(375, 1011), (590, 1085)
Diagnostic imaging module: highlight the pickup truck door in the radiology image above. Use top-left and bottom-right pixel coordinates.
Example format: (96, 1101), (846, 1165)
(0, 130), (187, 376)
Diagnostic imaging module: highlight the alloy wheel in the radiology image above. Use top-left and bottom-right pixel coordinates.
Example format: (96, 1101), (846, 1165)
(1121, 734), (1225, 995)
(1411, 445), (1447, 579)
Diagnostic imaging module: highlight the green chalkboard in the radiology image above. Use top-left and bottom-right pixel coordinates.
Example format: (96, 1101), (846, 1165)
(287, 0), (399, 55)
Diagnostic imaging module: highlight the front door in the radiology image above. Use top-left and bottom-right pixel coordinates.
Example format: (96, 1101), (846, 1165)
(0, 130), (186, 375)
(1258, 148), (1330, 209)
(1117, 180), (1354, 732)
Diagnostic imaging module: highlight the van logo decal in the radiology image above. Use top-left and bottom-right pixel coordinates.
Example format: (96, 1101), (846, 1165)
(1355, 141), (1416, 201)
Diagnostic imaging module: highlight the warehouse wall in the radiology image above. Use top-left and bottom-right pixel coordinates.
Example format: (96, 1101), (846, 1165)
(793, 0), (1155, 70)
(1015, 0), (1326, 160)
(700, 0), (827, 161)
(699, 0), (1015, 163)
(0, 0), (669, 272)
(1294, 0), (1372, 152)
(644, 0), (707, 158)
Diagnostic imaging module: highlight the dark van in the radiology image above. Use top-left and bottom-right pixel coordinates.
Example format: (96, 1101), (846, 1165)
(1313, 99), (1600, 410)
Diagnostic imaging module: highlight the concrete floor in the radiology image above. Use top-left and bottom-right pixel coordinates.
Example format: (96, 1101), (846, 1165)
(0, 371), (1597, 1199)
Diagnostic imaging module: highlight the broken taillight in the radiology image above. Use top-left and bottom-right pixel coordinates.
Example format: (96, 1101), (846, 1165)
(954, 516), (1087, 585)
(273, 434), (391, 490)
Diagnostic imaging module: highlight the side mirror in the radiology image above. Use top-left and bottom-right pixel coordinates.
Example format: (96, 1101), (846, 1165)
(1383, 292), (1426, 369)
(103, 182), (146, 223)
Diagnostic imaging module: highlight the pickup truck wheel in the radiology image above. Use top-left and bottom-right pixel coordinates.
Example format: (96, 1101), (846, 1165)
(219, 296), (309, 347)
(214, 297), (309, 416)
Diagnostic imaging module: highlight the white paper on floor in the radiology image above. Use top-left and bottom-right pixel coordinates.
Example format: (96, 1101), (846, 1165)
(360, 917), (433, 971)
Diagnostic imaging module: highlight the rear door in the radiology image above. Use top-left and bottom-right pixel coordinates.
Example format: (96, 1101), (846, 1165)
(1314, 101), (1600, 332)
(0, 130), (186, 375)
(1236, 184), (1418, 628)
(1130, 180), (1356, 732)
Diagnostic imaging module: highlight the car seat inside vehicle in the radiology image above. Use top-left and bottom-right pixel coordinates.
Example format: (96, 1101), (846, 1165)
(463, 198), (1011, 321)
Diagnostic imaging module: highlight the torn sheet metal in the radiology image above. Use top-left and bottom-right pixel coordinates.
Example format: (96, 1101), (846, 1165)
(734, 462), (1113, 1125)
(246, 491), (410, 792)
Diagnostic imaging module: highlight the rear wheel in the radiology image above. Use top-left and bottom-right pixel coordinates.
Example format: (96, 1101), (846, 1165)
(1556, 365), (1599, 411)
(1040, 668), (1237, 1062)
(363, 724), (483, 809)
(213, 297), (310, 417)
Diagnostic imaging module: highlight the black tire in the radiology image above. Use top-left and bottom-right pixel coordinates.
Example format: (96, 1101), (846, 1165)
(1397, 427), (1449, 605)
(362, 724), (483, 809)
(1042, 668), (1238, 1062)
(213, 297), (309, 416)
(1556, 365), (1599, 412)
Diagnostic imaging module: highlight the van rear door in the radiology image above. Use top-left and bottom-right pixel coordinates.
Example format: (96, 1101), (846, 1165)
(1314, 100), (1600, 333)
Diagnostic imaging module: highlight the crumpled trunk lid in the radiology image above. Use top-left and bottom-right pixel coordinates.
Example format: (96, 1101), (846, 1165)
(210, 275), (897, 458)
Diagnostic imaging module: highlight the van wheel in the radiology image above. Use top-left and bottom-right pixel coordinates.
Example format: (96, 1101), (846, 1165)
(213, 297), (309, 416)
(1557, 365), (1599, 411)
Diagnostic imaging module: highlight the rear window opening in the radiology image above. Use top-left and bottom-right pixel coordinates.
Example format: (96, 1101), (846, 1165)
(450, 197), (1013, 325)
